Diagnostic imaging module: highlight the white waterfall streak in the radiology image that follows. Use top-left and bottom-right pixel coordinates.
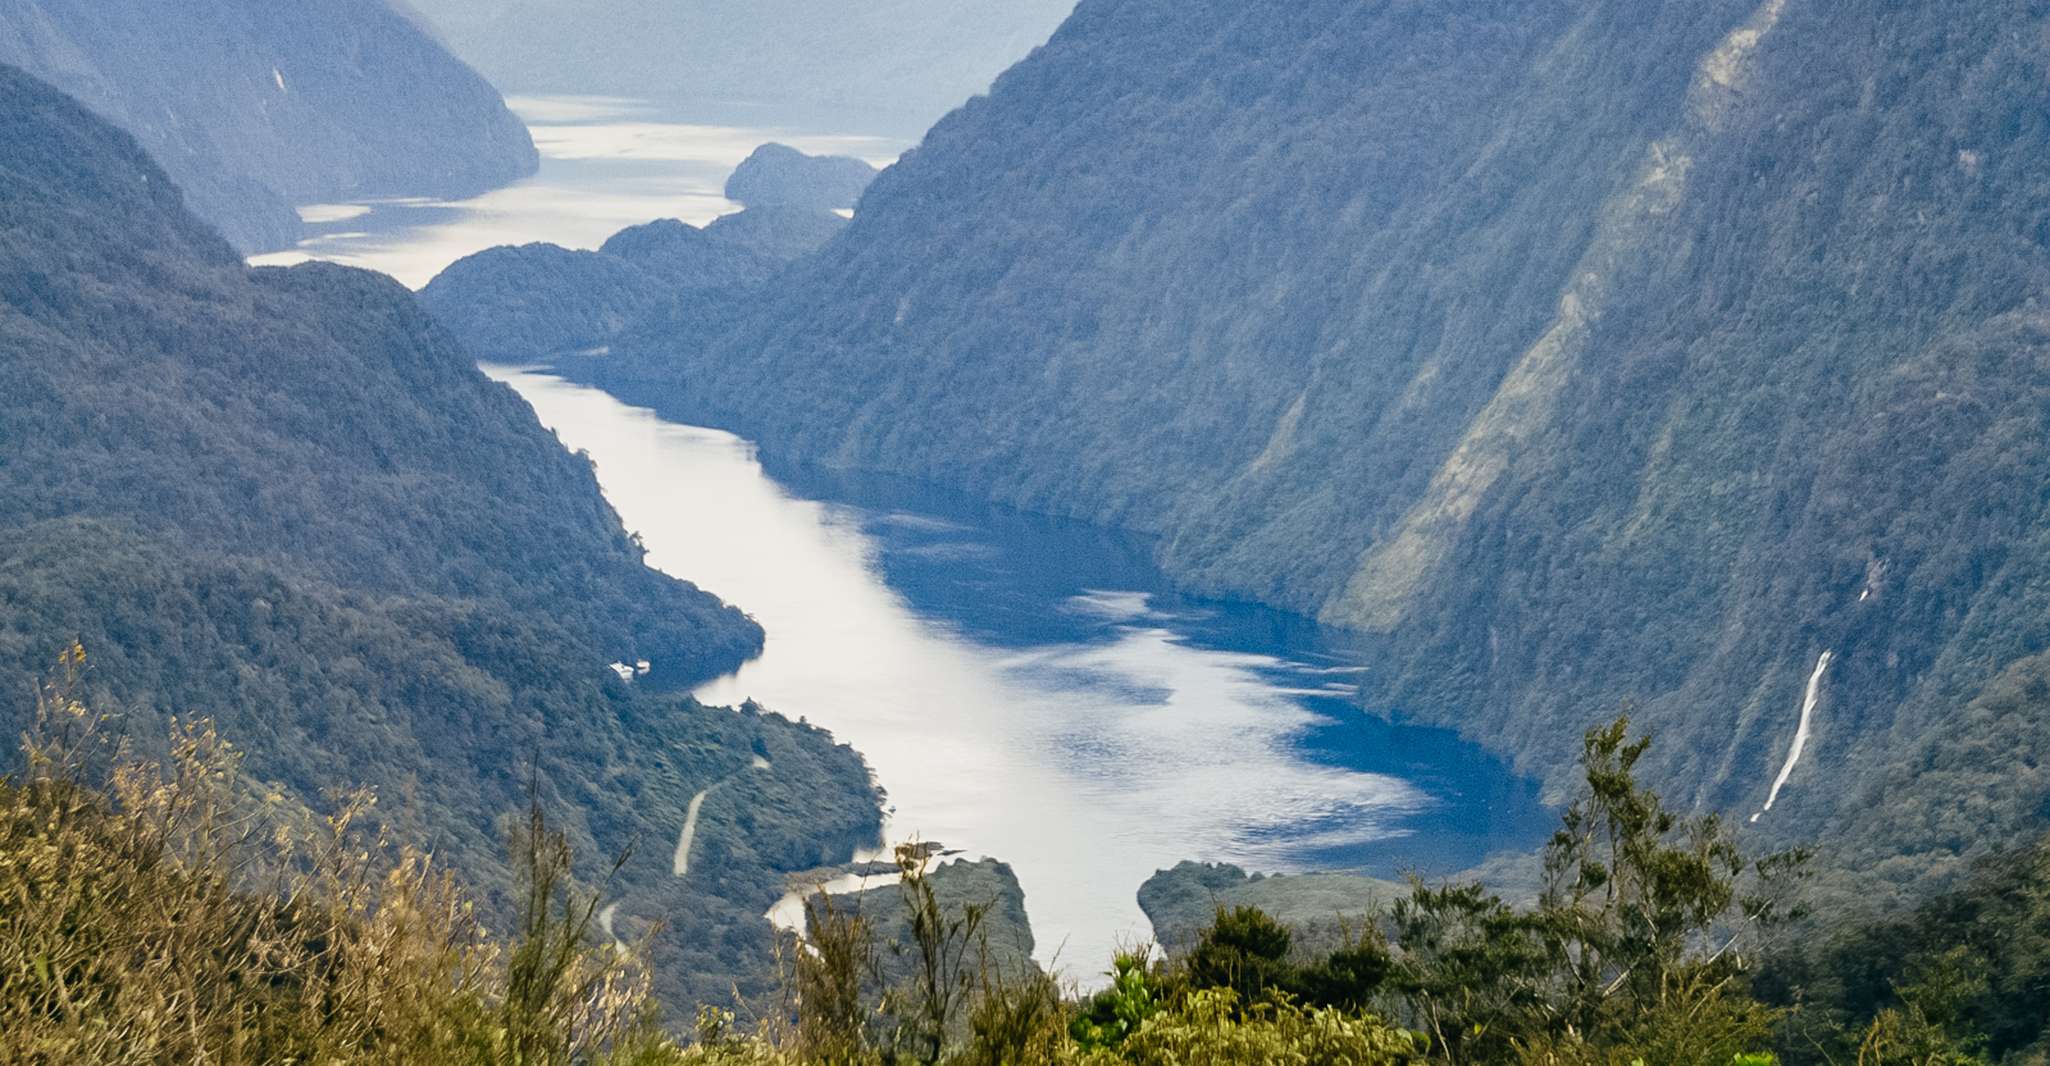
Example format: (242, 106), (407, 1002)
(1752, 650), (1832, 823)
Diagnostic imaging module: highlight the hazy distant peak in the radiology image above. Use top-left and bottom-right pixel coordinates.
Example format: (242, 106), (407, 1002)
(599, 217), (713, 257)
(724, 143), (879, 212)
(703, 204), (848, 261)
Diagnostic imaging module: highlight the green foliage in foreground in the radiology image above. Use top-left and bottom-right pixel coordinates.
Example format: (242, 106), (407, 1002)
(1762, 837), (2050, 1065)
(10, 660), (2029, 1065)
(1, 648), (668, 1065)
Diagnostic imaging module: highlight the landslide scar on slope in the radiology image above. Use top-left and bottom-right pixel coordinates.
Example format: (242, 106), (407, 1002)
(1323, 0), (1790, 633)
(1246, 391), (1308, 475)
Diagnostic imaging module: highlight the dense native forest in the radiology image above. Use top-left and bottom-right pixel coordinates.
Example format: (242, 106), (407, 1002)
(0, 0), (537, 251)
(6, 0), (2050, 1058)
(570, 0), (2050, 921)
(419, 162), (859, 362)
(0, 65), (877, 1011)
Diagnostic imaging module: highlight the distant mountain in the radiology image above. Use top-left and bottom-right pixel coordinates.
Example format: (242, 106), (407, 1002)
(417, 146), (859, 362)
(726, 144), (878, 212)
(584, 0), (2050, 905)
(601, 217), (782, 283)
(398, 0), (1075, 136)
(0, 0), (538, 252)
(420, 205), (844, 360)
(417, 243), (677, 362)
(0, 65), (876, 1011)
(705, 205), (851, 261)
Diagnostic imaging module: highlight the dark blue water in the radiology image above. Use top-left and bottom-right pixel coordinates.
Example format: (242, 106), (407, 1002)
(760, 455), (1553, 873)
(492, 366), (1550, 974)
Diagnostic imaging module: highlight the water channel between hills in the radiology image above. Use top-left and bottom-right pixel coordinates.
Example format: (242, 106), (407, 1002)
(258, 93), (1550, 976)
(491, 367), (1552, 976)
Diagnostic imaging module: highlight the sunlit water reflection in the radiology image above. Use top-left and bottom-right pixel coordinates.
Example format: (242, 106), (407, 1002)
(487, 369), (1550, 976)
(249, 95), (904, 288)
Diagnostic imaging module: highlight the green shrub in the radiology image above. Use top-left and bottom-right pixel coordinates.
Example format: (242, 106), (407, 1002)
(1088, 989), (1418, 1065)
(0, 645), (674, 1065)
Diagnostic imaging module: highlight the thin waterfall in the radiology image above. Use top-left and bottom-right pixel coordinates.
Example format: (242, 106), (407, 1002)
(1752, 650), (1832, 823)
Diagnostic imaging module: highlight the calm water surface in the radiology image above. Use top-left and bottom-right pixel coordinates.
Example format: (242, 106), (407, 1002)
(266, 97), (1550, 976)
(249, 95), (903, 288)
(487, 369), (1550, 975)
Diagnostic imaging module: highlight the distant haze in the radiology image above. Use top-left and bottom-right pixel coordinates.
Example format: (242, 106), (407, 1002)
(0, 0), (537, 252)
(395, 0), (1076, 136)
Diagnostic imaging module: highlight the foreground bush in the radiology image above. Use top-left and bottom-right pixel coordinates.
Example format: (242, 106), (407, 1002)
(0, 647), (2029, 1064)
(0, 645), (668, 1065)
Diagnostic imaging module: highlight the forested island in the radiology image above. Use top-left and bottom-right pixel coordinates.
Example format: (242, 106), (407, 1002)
(418, 156), (855, 362)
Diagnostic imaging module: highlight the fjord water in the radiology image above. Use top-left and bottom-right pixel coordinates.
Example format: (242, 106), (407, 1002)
(249, 95), (903, 288)
(488, 368), (1550, 975)
(259, 95), (1548, 975)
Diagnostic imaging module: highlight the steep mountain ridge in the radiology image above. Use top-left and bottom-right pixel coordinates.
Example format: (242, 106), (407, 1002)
(587, 0), (2050, 896)
(419, 205), (845, 360)
(0, 65), (876, 1010)
(0, 0), (538, 251)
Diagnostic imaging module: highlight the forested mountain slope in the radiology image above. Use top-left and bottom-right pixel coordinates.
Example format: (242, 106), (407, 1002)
(590, 0), (2050, 898)
(0, 0), (537, 251)
(420, 204), (846, 360)
(0, 66), (876, 1010)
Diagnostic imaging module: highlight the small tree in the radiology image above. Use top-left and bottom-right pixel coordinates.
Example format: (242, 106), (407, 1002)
(1185, 905), (1296, 1008)
(1292, 926), (1395, 1012)
(790, 889), (879, 1064)
(1071, 951), (1165, 1052)
(882, 844), (989, 1063)
(1389, 716), (1807, 1062)
(501, 798), (646, 1066)
(1388, 880), (1551, 1061)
